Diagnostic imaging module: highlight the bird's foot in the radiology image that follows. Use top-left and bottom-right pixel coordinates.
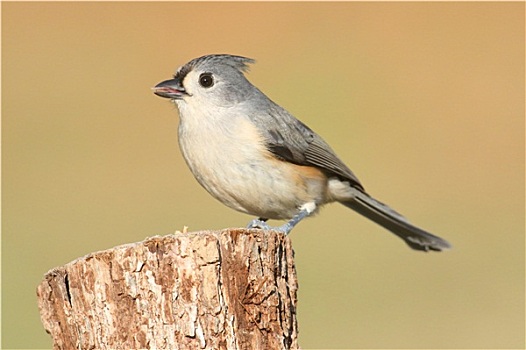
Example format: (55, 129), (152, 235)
(246, 207), (312, 235)
(247, 217), (272, 230)
(246, 218), (294, 235)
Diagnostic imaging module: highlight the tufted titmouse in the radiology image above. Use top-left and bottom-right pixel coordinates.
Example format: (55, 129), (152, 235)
(153, 54), (451, 252)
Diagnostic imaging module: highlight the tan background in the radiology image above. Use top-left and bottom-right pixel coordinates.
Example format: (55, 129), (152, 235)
(2, 2), (524, 349)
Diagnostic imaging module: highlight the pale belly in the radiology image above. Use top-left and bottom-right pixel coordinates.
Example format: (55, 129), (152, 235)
(177, 116), (327, 220)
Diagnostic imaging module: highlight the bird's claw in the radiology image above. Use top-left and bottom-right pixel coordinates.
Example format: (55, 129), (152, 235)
(246, 219), (293, 235)
(247, 218), (272, 230)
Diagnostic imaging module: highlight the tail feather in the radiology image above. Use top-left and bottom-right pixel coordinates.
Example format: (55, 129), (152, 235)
(342, 189), (451, 252)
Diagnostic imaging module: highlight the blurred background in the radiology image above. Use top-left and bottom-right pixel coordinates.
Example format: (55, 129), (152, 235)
(2, 2), (524, 349)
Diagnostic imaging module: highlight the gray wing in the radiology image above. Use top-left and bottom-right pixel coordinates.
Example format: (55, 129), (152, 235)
(252, 102), (364, 190)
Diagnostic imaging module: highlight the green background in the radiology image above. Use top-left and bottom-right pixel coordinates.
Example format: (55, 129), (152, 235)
(2, 2), (524, 349)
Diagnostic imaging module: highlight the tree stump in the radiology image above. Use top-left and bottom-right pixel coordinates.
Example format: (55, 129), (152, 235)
(37, 229), (299, 349)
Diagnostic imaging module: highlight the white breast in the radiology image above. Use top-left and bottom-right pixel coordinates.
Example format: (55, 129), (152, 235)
(175, 103), (325, 219)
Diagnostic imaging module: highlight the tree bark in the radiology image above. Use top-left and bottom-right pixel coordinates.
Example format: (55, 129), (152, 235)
(37, 229), (299, 350)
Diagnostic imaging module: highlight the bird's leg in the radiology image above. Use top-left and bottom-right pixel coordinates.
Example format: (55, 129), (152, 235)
(246, 202), (316, 235)
(274, 208), (310, 234)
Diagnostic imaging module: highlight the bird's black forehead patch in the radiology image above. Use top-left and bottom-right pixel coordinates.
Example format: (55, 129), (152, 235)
(173, 62), (192, 82)
(173, 54), (255, 81)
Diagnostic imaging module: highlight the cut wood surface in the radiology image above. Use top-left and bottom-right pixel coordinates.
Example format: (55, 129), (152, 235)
(37, 229), (299, 350)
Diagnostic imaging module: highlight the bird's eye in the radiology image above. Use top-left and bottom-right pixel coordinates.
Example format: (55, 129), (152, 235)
(199, 73), (214, 88)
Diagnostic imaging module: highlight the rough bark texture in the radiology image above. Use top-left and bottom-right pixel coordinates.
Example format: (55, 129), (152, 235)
(37, 229), (299, 350)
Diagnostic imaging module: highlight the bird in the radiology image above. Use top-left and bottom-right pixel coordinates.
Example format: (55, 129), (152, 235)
(152, 54), (451, 252)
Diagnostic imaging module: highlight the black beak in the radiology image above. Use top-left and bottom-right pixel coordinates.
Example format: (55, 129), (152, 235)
(152, 78), (187, 100)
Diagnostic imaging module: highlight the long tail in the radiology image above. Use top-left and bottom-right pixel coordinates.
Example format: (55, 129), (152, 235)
(342, 188), (451, 252)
